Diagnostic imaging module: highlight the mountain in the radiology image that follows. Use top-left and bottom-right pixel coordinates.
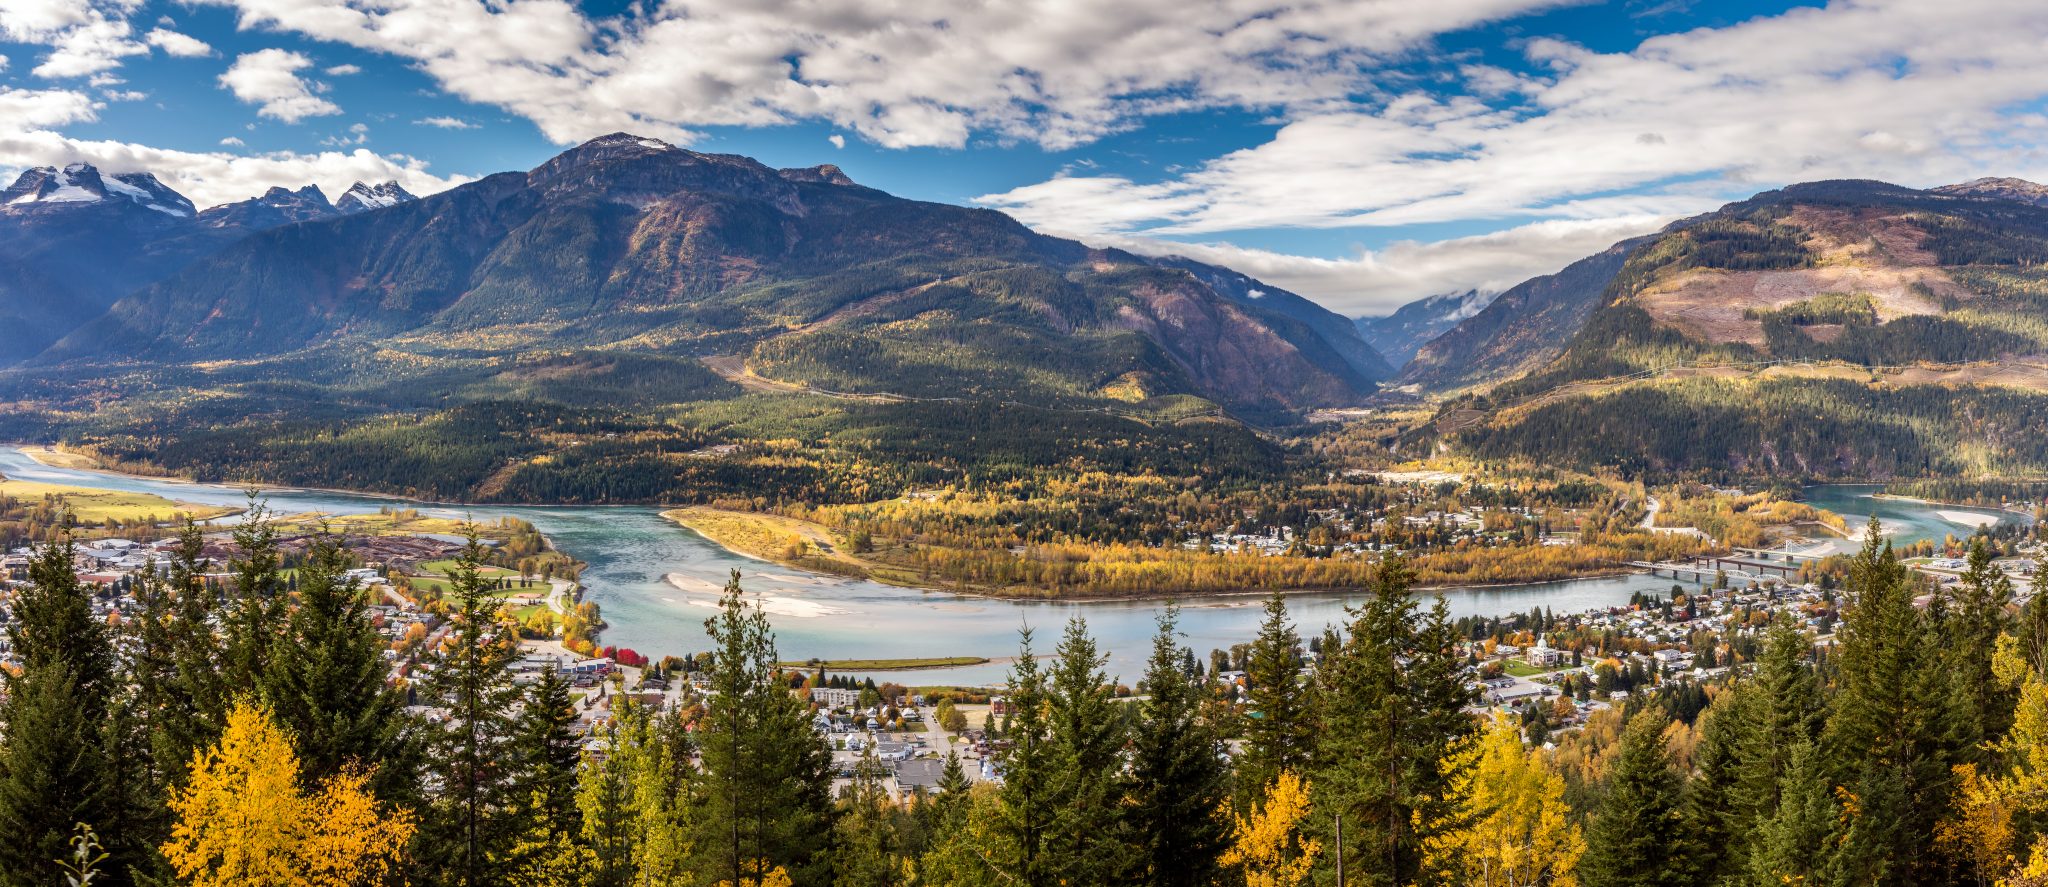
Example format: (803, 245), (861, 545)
(196, 184), (338, 230)
(0, 164), (376, 364)
(1444, 177), (2048, 478)
(42, 134), (1375, 412)
(1934, 176), (2048, 207)
(1149, 256), (1395, 382)
(1354, 289), (1495, 370)
(0, 164), (205, 364)
(1395, 240), (1645, 393)
(336, 181), (417, 213)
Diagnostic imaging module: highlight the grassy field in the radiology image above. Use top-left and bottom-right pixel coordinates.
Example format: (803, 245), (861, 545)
(274, 512), (490, 538)
(662, 506), (887, 580)
(402, 559), (544, 598)
(0, 478), (237, 523)
(781, 656), (989, 671)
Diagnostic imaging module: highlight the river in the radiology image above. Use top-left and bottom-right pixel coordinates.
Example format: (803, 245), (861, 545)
(0, 447), (2013, 686)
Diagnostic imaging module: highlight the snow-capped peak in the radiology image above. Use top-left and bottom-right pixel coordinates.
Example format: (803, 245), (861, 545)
(2, 164), (194, 216)
(337, 180), (417, 213)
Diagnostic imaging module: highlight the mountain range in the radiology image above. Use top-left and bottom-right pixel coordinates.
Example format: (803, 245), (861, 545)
(3, 134), (1385, 415)
(0, 163), (416, 365)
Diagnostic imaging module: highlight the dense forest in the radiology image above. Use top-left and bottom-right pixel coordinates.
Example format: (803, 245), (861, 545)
(5, 517), (2044, 886)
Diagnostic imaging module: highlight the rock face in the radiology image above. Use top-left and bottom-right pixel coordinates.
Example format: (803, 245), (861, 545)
(336, 181), (418, 213)
(36, 134), (1376, 412)
(1396, 241), (1643, 393)
(1354, 289), (1496, 370)
(197, 185), (338, 230)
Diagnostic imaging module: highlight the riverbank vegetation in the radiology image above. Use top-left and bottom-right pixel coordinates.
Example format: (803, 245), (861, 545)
(9, 518), (2038, 886)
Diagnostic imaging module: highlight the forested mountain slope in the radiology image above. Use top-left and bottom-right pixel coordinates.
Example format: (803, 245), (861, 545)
(1442, 178), (2048, 478)
(43, 134), (1379, 413)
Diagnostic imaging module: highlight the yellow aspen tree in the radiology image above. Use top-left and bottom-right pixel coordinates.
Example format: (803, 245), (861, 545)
(1423, 716), (1585, 887)
(1938, 763), (2019, 885)
(1219, 769), (1321, 887)
(162, 700), (416, 887)
(162, 701), (307, 887)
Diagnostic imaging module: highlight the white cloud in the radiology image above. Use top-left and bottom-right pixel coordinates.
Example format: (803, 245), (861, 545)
(974, 0), (2048, 308)
(30, 14), (146, 78)
(189, 0), (1576, 148)
(219, 49), (341, 123)
(101, 87), (144, 101)
(0, 86), (101, 128)
(324, 63), (359, 75)
(145, 27), (213, 57)
(0, 128), (468, 208)
(219, 136), (244, 146)
(828, 134), (844, 149)
(1103, 215), (1673, 314)
(414, 115), (476, 129)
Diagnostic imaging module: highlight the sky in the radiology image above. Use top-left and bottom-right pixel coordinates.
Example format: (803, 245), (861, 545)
(6, 0), (2048, 316)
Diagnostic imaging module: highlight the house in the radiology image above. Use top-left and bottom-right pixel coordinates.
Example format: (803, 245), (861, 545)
(1526, 644), (1563, 667)
(875, 741), (913, 762)
(810, 687), (858, 707)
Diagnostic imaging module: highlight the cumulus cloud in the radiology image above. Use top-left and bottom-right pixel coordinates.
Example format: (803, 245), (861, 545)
(976, 0), (2048, 307)
(414, 115), (476, 129)
(144, 27), (213, 57)
(0, 128), (467, 207)
(0, 86), (101, 128)
(188, 0), (1574, 148)
(219, 49), (341, 122)
(219, 136), (244, 146)
(324, 63), (359, 75)
(828, 134), (844, 149)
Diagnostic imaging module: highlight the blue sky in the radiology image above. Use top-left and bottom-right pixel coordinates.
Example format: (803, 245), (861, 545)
(5, 0), (2047, 314)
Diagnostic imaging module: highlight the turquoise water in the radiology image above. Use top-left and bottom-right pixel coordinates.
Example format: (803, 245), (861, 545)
(5, 448), (1971, 685)
(1797, 484), (2025, 551)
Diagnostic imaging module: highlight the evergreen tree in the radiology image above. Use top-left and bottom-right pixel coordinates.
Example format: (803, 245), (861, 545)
(1581, 711), (1686, 887)
(992, 629), (1056, 886)
(260, 531), (414, 801)
(1681, 688), (1752, 886)
(1825, 519), (1971, 885)
(690, 571), (836, 887)
(1954, 536), (2019, 752)
(418, 534), (523, 887)
(0, 534), (132, 886)
(1043, 617), (1133, 885)
(505, 664), (583, 878)
(1309, 557), (1476, 887)
(834, 746), (906, 887)
(222, 500), (287, 693)
(1240, 590), (1312, 801)
(1734, 610), (1825, 823)
(1129, 606), (1232, 887)
(579, 705), (637, 887)
(1745, 739), (1837, 887)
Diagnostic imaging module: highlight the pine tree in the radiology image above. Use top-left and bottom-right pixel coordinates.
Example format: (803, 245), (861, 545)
(690, 571), (836, 887)
(1734, 610), (1824, 823)
(418, 534), (523, 887)
(505, 664), (583, 878)
(1745, 739), (1837, 887)
(1953, 536), (2019, 752)
(1310, 557), (1476, 887)
(0, 534), (129, 887)
(1580, 711), (1685, 887)
(1043, 616), (1132, 885)
(1825, 519), (1971, 885)
(579, 704), (638, 887)
(1129, 606), (1232, 886)
(992, 628), (1056, 886)
(222, 500), (287, 693)
(260, 531), (414, 802)
(1240, 591), (1312, 801)
(1680, 688), (1752, 886)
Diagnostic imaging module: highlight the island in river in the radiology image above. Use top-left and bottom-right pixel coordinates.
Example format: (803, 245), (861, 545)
(0, 447), (2023, 686)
